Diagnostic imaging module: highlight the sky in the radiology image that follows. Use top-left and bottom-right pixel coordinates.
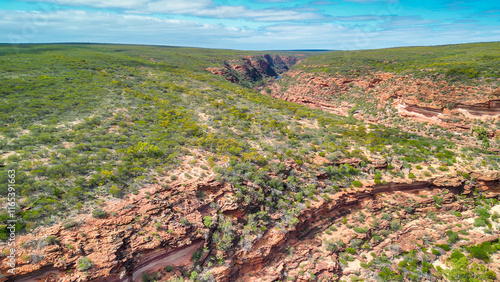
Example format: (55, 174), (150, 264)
(0, 0), (498, 50)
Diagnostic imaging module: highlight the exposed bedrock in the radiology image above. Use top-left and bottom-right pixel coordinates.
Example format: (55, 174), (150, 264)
(207, 54), (303, 85)
(3, 172), (500, 282)
(404, 104), (442, 117)
(456, 99), (500, 116)
(404, 100), (500, 117)
(224, 174), (499, 281)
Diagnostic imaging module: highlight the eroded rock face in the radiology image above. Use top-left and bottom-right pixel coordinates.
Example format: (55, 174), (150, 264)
(2, 173), (500, 281)
(224, 175), (500, 281)
(2, 169), (500, 281)
(265, 70), (500, 135)
(0, 174), (231, 281)
(207, 54), (304, 85)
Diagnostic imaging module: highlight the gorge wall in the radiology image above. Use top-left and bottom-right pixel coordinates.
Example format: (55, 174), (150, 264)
(207, 54), (304, 86)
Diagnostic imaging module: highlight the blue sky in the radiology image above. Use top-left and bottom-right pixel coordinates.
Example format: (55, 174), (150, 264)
(0, 0), (498, 50)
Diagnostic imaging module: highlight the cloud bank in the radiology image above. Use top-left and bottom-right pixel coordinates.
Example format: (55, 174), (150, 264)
(1, 0), (498, 50)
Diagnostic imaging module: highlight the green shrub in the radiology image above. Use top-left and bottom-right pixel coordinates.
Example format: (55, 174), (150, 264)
(92, 208), (108, 219)
(449, 250), (465, 261)
(352, 181), (362, 188)
(468, 246), (490, 261)
(474, 217), (488, 227)
(346, 247), (356, 254)
(445, 67), (479, 78)
(437, 166), (449, 172)
(203, 216), (213, 228)
(77, 257), (92, 271)
(180, 217), (190, 226)
(190, 271), (199, 280)
(446, 230), (459, 244)
(63, 221), (78, 229)
(353, 227), (365, 233)
(294, 192), (304, 202)
(109, 185), (122, 198)
(327, 242), (338, 251)
(435, 244), (450, 251)
(142, 273), (154, 282)
(46, 236), (59, 245)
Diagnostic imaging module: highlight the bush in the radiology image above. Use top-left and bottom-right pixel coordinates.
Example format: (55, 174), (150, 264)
(469, 246), (489, 261)
(77, 257), (92, 271)
(437, 166), (449, 172)
(485, 271), (497, 280)
(46, 236), (59, 245)
(92, 208), (108, 219)
(446, 231), (459, 244)
(327, 242), (338, 251)
(190, 271), (199, 280)
(449, 250), (465, 261)
(445, 67), (479, 79)
(294, 192), (304, 202)
(203, 216), (213, 228)
(352, 181), (362, 188)
(63, 221), (78, 229)
(390, 219), (401, 231)
(474, 217), (488, 227)
(142, 273), (154, 282)
(346, 247), (356, 254)
(435, 244), (450, 251)
(109, 185), (122, 198)
(353, 227), (365, 234)
(180, 217), (190, 226)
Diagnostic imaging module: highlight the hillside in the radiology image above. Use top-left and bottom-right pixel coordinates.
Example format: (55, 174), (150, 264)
(267, 42), (500, 135)
(0, 43), (499, 282)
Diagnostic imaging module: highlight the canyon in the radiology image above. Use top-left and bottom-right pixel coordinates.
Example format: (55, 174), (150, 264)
(4, 169), (500, 281)
(1, 43), (499, 281)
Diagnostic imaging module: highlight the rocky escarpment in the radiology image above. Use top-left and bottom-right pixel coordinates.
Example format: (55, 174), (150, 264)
(207, 54), (304, 86)
(1, 174), (232, 282)
(3, 168), (499, 282)
(216, 173), (500, 281)
(456, 99), (500, 116)
(265, 70), (500, 138)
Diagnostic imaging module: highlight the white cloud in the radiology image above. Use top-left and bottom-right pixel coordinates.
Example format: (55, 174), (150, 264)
(140, 0), (214, 14)
(1, 9), (498, 50)
(343, 0), (399, 3)
(0, 10), (255, 47)
(22, 0), (146, 9)
(21, 0), (328, 22)
(137, 1), (326, 22)
(310, 1), (339, 5)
